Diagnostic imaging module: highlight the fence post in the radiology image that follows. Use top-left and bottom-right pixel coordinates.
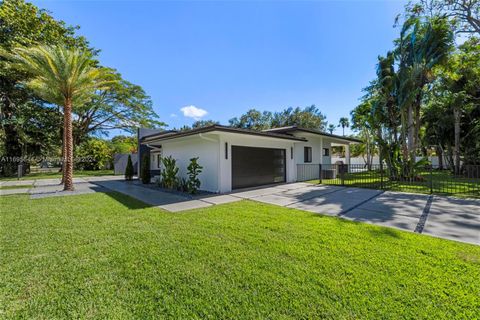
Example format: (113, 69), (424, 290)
(380, 166), (384, 190)
(318, 164), (322, 184)
(341, 164), (345, 186)
(429, 165), (433, 194)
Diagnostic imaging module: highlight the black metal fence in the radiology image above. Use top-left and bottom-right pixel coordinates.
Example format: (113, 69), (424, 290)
(297, 163), (480, 198)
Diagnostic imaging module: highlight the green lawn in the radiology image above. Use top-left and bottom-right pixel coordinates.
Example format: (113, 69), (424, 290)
(0, 184), (34, 190)
(0, 169), (114, 181)
(1, 193), (479, 319)
(309, 169), (480, 198)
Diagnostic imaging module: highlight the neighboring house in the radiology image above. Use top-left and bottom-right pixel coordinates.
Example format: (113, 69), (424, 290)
(138, 125), (360, 193)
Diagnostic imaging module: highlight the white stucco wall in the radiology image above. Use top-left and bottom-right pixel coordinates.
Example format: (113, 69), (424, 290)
(161, 135), (220, 193)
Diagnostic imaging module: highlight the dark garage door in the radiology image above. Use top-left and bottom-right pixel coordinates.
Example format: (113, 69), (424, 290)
(232, 146), (286, 189)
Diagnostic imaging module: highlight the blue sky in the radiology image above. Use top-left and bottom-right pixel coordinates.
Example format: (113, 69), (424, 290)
(33, 0), (408, 136)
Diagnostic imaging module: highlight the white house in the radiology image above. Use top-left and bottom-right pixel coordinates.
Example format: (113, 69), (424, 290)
(138, 125), (360, 193)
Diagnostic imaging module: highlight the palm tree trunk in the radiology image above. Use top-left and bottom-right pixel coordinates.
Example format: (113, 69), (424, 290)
(60, 126), (66, 184)
(453, 106), (461, 175)
(63, 99), (74, 191)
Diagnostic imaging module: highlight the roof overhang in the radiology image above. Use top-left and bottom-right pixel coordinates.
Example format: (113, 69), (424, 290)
(141, 125), (307, 144)
(264, 126), (362, 144)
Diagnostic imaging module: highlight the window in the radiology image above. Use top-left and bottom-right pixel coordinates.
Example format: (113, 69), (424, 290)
(225, 142), (228, 159)
(157, 154), (162, 168)
(323, 148), (330, 156)
(304, 146), (312, 163)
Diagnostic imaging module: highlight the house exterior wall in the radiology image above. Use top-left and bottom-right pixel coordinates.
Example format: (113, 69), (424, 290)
(290, 133), (334, 166)
(139, 128), (354, 193)
(160, 136), (220, 193)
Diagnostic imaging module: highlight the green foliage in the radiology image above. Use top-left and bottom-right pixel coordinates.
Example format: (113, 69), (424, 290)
(124, 154), (134, 181)
(109, 135), (137, 154)
(186, 157), (203, 194)
(160, 156), (179, 189)
(229, 105), (327, 131)
(2, 194), (479, 318)
(74, 74), (165, 145)
(0, 0), (91, 176)
(76, 138), (112, 170)
(0, 0), (164, 178)
(177, 177), (189, 193)
(192, 120), (219, 129)
(140, 154), (151, 184)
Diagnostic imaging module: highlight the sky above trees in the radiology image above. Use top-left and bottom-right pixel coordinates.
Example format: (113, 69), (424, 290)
(31, 0), (409, 135)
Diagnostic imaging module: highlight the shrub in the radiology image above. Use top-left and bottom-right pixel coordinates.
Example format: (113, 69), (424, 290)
(76, 138), (112, 170)
(124, 154), (134, 181)
(161, 156), (179, 189)
(140, 153), (151, 184)
(187, 157), (203, 194)
(177, 177), (189, 192)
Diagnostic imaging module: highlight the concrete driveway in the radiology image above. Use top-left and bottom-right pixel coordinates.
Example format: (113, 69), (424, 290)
(230, 182), (480, 245)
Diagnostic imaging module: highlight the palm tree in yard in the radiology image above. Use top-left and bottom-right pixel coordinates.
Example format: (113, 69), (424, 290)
(338, 117), (349, 136)
(4, 45), (113, 190)
(327, 124), (336, 134)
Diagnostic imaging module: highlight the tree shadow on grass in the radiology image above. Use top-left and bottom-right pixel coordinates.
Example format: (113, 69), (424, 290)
(103, 191), (152, 210)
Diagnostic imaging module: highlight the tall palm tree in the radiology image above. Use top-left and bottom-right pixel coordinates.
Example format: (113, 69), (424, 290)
(4, 45), (113, 190)
(396, 16), (453, 173)
(338, 117), (350, 136)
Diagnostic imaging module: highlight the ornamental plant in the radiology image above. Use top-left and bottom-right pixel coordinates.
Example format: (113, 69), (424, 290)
(187, 157), (203, 194)
(124, 154), (134, 181)
(161, 156), (179, 189)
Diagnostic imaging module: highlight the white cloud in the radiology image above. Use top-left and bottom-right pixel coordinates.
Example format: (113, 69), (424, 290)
(170, 113), (177, 118)
(180, 105), (208, 120)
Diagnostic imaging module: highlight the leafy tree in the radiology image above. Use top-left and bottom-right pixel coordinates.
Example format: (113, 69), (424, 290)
(124, 154), (134, 180)
(187, 157), (203, 194)
(109, 135), (137, 154)
(192, 120), (219, 129)
(0, 0), (90, 175)
(3, 45), (114, 190)
(229, 109), (272, 130)
(73, 74), (164, 145)
(426, 38), (480, 170)
(229, 105), (327, 131)
(351, 102), (376, 169)
(76, 138), (112, 170)
(271, 105), (327, 130)
(140, 153), (151, 184)
(405, 0), (480, 36)
(338, 117), (350, 136)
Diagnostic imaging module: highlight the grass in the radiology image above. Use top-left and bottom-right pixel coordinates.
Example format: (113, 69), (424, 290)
(309, 169), (480, 198)
(1, 193), (479, 319)
(0, 169), (114, 181)
(0, 184), (34, 190)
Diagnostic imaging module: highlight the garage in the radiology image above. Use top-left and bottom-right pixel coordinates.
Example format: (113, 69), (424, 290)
(232, 146), (286, 189)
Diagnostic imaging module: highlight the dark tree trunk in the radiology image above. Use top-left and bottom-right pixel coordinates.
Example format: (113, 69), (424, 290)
(453, 106), (461, 175)
(436, 146), (443, 170)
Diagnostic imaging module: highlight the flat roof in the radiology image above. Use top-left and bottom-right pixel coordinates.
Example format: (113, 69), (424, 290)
(264, 126), (362, 143)
(141, 125), (307, 143)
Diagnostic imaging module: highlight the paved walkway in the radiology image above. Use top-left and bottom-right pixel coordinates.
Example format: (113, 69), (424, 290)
(1, 177), (478, 245)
